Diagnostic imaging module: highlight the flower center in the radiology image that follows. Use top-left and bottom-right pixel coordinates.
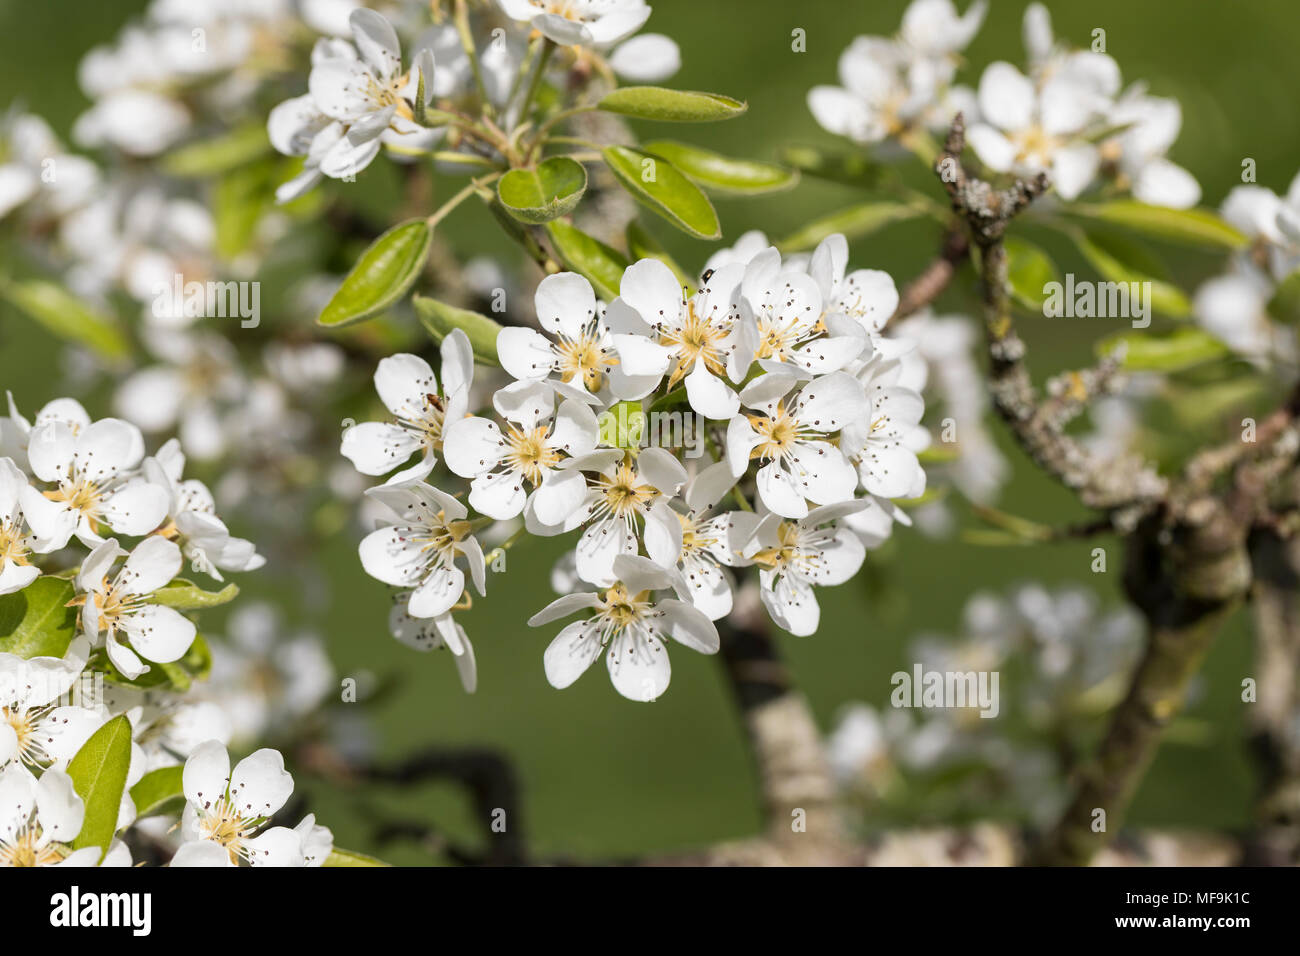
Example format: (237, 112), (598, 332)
(599, 583), (652, 632)
(0, 826), (65, 867)
(198, 795), (256, 863)
(1011, 124), (1062, 166)
(749, 521), (802, 571)
(555, 327), (613, 394)
(661, 303), (728, 386)
(364, 70), (415, 121)
(678, 512), (717, 556)
(749, 405), (801, 459)
(0, 519), (30, 566)
(398, 393), (447, 450)
(1, 706), (43, 766)
(540, 0), (582, 20)
(505, 426), (560, 485)
(46, 477), (102, 516)
(597, 462), (656, 519)
(418, 513), (472, 563)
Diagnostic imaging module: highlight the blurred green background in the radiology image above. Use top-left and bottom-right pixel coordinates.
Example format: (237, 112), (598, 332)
(3, 0), (1297, 862)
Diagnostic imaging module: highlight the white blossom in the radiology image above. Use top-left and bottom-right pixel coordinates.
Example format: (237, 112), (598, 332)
(341, 331), (474, 483)
(529, 554), (717, 701)
(78, 536), (197, 681)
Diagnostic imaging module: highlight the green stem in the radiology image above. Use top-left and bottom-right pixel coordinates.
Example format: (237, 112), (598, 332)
(453, 0), (491, 116)
(483, 525), (527, 566)
(425, 173), (501, 229)
(518, 39), (556, 128)
(533, 105), (597, 151)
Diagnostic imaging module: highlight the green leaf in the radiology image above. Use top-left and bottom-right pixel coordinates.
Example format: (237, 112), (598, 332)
(68, 715), (133, 862)
(129, 766), (185, 819)
(213, 159), (278, 259)
(100, 634), (212, 693)
(1068, 201), (1248, 250)
(602, 145), (720, 239)
(545, 220), (630, 301)
(777, 145), (891, 190)
(0, 278), (129, 362)
(647, 385), (688, 415)
(1005, 236), (1059, 310)
(1097, 327), (1230, 372)
(1266, 269), (1300, 325)
(497, 157), (588, 224)
(778, 201), (923, 252)
(597, 86), (746, 122)
(625, 222), (692, 291)
(151, 578), (239, 611)
(0, 577), (78, 658)
(641, 140), (797, 196)
(1072, 229), (1191, 317)
(324, 847), (391, 866)
(413, 295), (503, 366)
(162, 123), (272, 177)
(318, 218), (432, 327)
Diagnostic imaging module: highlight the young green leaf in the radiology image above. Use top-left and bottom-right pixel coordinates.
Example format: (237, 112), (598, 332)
(0, 278), (129, 363)
(100, 634), (212, 693)
(324, 847), (391, 866)
(1097, 327), (1230, 371)
(497, 157), (588, 224)
(1266, 269), (1300, 325)
(67, 715), (133, 862)
(151, 579), (239, 610)
(1005, 236), (1060, 310)
(597, 86), (746, 122)
(413, 295), (503, 366)
(162, 122), (272, 177)
(602, 145), (720, 239)
(778, 201), (923, 252)
(129, 766), (185, 818)
(0, 577), (79, 658)
(640, 140), (798, 195)
(213, 158), (279, 259)
(545, 220), (630, 301)
(777, 145), (891, 189)
(1068, 201), (1248, 250)
(1072, 229), (1192, 317)
(318, 218), (432, 327)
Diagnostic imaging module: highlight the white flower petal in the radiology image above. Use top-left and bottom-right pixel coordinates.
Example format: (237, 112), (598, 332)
(183, 740), (231, 808)
(442, 417), (505, 477)
(606, 628), (669, 701)
(229, 748), (293, 818)
(977, 61), (1035, 132)
(497, 326), (558, 381)
(544, 620), (602, 688)
(534, 272), (597, 338)
(120, 605), (197, 664)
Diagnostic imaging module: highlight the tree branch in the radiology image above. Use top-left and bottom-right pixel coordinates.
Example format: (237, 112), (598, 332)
(884, 226), (969, 330)
(714, 576), (851, 860)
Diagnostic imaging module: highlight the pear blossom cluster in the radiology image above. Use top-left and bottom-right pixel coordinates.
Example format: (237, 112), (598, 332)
(268, 4), (680, 200)
(811, 1), (1201, 207)
(0, 394), (330, 867)
(1194, 170), (1300, 360)
(704, 230), (1007, 536)
(343, 232), (928, 700)
(73, 0), (377, 158)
